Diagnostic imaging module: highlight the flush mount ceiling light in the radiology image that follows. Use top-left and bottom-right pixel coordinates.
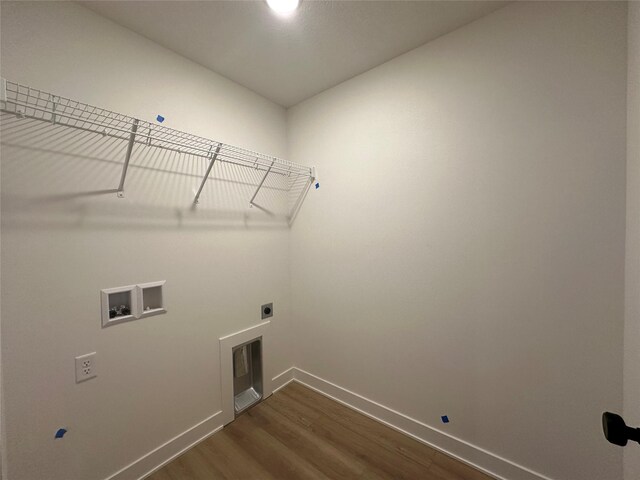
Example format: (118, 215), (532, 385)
(266, 0), (300, 17)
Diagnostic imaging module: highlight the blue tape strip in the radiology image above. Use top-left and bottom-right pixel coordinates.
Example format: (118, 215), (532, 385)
(315, 182), (320, 189)
(156, 115), (165, 123)
(55, 428), (67, 439)
(441, 415), (449, 424)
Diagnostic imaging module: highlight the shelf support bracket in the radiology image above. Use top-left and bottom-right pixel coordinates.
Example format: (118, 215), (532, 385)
(117, 119), (139, 198)
(287, 173), (315, 226)
(249, 160), (275, 208)
(193, 143), (222, 205)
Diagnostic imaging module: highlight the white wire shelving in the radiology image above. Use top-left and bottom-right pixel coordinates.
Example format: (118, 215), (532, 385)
(0, 78), (315, 222)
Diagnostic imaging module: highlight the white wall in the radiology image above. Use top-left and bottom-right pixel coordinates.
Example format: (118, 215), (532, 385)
(624, 2), (640, 479)
(1, 1), (633, 480)
(0, 2), (293, 480)
(288, 2), (627, 479)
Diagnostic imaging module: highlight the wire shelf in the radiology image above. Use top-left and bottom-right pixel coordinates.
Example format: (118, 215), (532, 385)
(0, 78), (315, 221)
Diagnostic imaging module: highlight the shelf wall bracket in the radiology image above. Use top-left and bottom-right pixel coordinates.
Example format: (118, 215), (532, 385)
(193, 143), (222, 205)
(249, 160), (275, 208)
(117, 118), (140, 198)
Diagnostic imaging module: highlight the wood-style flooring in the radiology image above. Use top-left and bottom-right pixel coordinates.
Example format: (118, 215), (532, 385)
(147, 382), (495, 480)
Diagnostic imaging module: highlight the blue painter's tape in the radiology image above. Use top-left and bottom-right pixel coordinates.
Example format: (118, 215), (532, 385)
(156, 115), (165, 123)
(315, 182), (320, 189)
(441, 415), (449, 424)
(55, 428), (67, 439)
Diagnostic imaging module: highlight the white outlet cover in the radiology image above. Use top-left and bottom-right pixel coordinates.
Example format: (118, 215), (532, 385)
(75, 352), (97, 383)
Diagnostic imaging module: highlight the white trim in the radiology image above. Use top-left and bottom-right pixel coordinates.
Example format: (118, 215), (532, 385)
(219, 321), (272, 425)
(272, 367), (295, 393)
(291, 368), (554, 480)
(106, 410), (223, 480)
(100, 365), (553, 480)
(102, 367), (297, 480)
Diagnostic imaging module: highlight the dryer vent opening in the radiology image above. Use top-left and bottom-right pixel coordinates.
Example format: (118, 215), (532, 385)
(233, 338), (263, 415)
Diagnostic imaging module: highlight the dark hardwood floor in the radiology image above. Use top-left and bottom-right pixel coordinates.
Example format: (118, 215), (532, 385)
(147, 382), (495, 480)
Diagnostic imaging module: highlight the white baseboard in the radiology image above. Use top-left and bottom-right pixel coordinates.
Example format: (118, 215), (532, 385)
(103, 366), (552, 480)
(272, 367), (295, 393)
(106, 410), (223, 480)
(292, 368), (553, 480)
(104, 365), (296, 480)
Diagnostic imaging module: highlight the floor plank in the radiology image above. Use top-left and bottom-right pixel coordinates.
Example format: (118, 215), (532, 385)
(274, 387), (433, 480)
(282, 382), (436, 469)
(147, 383), (495, 480)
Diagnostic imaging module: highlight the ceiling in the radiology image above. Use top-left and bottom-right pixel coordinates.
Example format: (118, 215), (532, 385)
(82, 1), (509, 107)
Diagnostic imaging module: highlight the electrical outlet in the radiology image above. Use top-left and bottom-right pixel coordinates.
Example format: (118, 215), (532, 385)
(75, 352), (97, 383)
(261, 303), (273, 319)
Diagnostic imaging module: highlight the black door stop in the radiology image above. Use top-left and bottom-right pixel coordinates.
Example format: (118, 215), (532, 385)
(603, 412), (640, 446)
